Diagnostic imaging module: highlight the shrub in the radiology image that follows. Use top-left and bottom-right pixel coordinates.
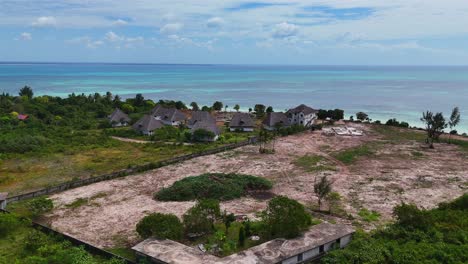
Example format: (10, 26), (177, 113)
(263, 196), (312, 239)
(27, 197), (54, 217)
(192, 129), (216, 142)
(0, 213), (20, 236)
(183, 199), (221, 235)
(136, 213), (183, 240)
(155, 173), (272, 201)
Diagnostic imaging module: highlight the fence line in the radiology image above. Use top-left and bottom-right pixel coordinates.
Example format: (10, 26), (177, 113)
(7, 137), (257, 203)
(0, 208), (135, 263)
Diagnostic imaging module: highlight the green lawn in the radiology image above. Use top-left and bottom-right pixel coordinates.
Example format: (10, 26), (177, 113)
(0, 131), (254, 196)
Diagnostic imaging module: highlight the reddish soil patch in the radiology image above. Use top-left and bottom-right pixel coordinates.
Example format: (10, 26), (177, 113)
(45, 123), (468, 248)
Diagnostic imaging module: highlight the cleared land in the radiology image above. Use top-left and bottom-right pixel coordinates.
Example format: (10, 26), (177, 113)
(45, 123), (468, 249)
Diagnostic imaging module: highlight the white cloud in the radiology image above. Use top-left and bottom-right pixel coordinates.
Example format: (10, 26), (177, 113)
(19, 32), (32, 41)
(272, 22), (299, 39)
(206, 17), (224, 28)
(112, 19), (128, 26)
(67, 37), (104, 49)
(105, 31), (123, 42)
(31, 16), (57, 27)
(160, 23), (183, 35)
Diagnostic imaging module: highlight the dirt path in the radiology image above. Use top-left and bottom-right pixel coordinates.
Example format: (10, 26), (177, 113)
(111, 136), (153, 144)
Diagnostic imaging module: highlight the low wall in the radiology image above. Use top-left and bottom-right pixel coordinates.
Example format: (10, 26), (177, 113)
(0, 208), (135, 263)
(7, 138), (256, 203)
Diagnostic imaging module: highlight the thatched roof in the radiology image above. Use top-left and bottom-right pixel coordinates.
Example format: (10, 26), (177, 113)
(132, 115), (164, 132)
(188, 111), (216, 127)
(108, 108), (130, 123)
(263, 112), (290, 127)
(286, 104), (318, 115)
(151, 105), (186, 122)
(229, 112), (254, 128)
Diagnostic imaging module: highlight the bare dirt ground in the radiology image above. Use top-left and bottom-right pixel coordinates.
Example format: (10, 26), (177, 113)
(45, 123), (468, 248)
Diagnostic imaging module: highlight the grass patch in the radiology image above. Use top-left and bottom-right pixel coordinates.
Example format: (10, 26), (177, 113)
(65, 198), (89, 209)
(333, 145), (374, 165)
(105, 247), (136, 262)
(155, 173), (273, 201)
(372, 125), (426, 142)
(293, 155), (336, 172)
(411, 151), (424, 158)
(358, 208), (381, 222)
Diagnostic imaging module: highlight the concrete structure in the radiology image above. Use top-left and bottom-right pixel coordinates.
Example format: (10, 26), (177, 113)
(263, 112), (290, 131)
(229, 112), (254, 132)
(108, 108), (131, 127)
(0, 193), (7, 210)
(151, 105), (187, 126)
(286, 104), (318, 127)
(133, 223), (354, 264)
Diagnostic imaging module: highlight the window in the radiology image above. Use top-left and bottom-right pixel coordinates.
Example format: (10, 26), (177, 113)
(298, 253), (303, 262)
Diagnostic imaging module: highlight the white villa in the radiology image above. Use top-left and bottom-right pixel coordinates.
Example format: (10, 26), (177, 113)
(286, 104), (319, 127)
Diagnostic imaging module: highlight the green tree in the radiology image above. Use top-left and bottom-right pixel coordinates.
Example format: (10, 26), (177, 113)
(421, 111), (447, 148)
(136, 213), (183, 240)
(263, 196), (312, 239)
(314, 175), (333, 210)
(121, 103), (134, 114)
(254, 104), (266, 118)
(212, 101), (223, 111)
(356, 112), (368, 121)
(234, 104), (240, 112)
(183, 199), (221, 235)
(448, 106), (461, 142)
(134, 93), (145, 107)
(192, 128), (216, 142)
(266, 106), (273, 113)
(190, 102), (199, 111)
(19, 86), (34, 99)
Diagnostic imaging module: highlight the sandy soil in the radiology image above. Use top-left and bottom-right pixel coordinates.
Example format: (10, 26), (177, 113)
(46, 123), (468, 248)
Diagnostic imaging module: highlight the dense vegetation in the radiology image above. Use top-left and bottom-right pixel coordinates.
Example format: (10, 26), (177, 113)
(0, 212), (124, 264)
(322, 194), (468, 264)
(137, 196), (316, 256)
(155, 173), (273, 201)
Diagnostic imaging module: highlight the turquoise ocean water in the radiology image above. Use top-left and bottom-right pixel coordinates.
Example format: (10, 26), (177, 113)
(0, 63), (467, 132)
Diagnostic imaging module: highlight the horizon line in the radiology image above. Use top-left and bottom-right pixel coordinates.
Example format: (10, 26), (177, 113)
(1, 61), (468, 67)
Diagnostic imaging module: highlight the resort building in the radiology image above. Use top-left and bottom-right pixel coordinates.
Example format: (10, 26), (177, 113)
(132, 114), (164, 135)
(188, 111), (216, 129)
(108, 108), (131, 127)
(190, 120), (221, 142)
(0, 193), (7, 210)
(263, 112), (290, 131)
(229, 112), (255, 132)
(286, 104), (318, 127)
(132, 222), (354, 264)
(151, 105), (187, 126)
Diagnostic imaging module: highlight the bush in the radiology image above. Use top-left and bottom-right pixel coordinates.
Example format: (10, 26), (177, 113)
(0, 213), (20, 236)
(183, 199), (221, 235)
(192, 129), (216, 142)
(263, 196), (312, 239)
(27, 197), (54, 217)
(155, 173), (272, 201)
(136, 213), (183, 240)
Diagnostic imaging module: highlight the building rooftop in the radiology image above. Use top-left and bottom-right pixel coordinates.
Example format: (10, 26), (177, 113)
(151, 105), (186, 122)
(286, 104), (318, 115)
(108, 108), (131, 123)
(132, 223), (354, 264)
(132, 114), (164, 132)
(230, 112), (254, 128)
(262, 112), (290, 127)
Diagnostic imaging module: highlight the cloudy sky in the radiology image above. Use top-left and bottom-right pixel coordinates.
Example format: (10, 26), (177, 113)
(1, 0), (468, 64)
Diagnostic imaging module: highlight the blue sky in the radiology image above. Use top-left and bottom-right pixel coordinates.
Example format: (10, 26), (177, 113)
(1, 0), (468, 65)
